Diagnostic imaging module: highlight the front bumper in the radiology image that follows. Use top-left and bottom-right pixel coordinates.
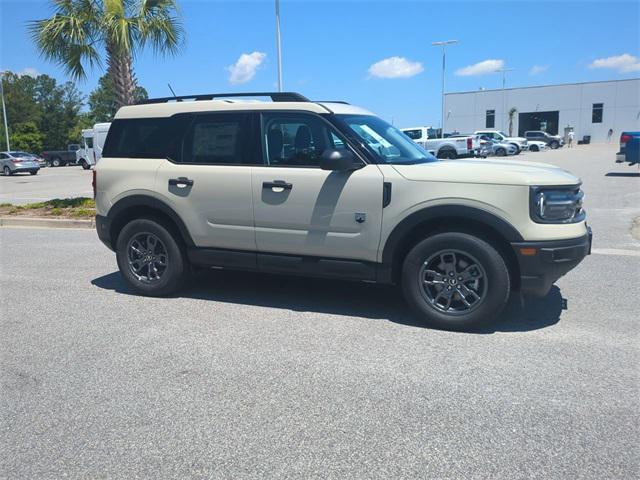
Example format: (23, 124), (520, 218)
(511, 227), (592, 297)
(96, 214), (113, 250)
(11, 166), (40, 173)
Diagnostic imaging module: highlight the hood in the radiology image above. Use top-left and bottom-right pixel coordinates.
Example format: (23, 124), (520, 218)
(392, 159), (580, 186)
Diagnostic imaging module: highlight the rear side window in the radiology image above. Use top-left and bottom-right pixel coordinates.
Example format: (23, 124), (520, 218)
(403, 129), (422, 140)
(102, 116), (189, 159)
(180, 112), (253, 164)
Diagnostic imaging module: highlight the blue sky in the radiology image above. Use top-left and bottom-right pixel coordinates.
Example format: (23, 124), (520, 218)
(1, 0), (639, 127)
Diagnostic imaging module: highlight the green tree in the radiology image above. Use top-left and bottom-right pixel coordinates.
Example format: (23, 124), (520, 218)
(30, 0), (183, 109)
(10, 122), (44, 152)
(89, 74), (147, 122)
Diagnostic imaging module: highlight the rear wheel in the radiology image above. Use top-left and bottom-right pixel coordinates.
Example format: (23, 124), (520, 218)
(529, 145), (539, 152)
(116, 218), (189, 296)
(438, 148), (457, 159)
(51, 157), (61, 167)
(3, 166), (11, 176)
(30, 170), (38, 175)
(81, 160), (90, 170)
(401, 232), (511, 330)
(550, 141), (559, 149)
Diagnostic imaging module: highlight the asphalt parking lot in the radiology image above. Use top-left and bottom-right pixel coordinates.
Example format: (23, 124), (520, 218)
(1, 144), (639, 478)
(0, 166), (93, 205)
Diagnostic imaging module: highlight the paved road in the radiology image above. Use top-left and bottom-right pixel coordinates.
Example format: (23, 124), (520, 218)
(0, 166), (93, 205)
(1, 144), (639, 479)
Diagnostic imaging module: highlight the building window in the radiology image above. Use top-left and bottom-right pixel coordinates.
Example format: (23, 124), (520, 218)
(592, 103), (603, 124)
(486, 110), (495, 128)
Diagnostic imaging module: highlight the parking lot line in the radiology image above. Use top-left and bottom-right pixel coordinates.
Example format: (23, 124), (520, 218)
(591, 248), (640, 257)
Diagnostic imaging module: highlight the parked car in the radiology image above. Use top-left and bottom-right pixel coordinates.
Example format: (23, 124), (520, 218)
(0, 151), (41, 175)
(41, 144), (81, 167)
(76, 122), (111, 169)
(616, 131), (640, 165)
(526, 140), (549, 152)
(474, 130), (528, 154)
(524, 130), (563, 149)
(95, 91), (591, 330)
(401, 127), (480, 159)
(476, 135), (518, 157)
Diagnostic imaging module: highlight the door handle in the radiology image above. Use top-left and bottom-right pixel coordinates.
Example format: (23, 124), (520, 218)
(263, 180), (292, 191)
(169, 177), (194, 188)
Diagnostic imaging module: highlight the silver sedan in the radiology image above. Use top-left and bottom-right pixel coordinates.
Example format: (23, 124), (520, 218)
(0, 151), (41, 176)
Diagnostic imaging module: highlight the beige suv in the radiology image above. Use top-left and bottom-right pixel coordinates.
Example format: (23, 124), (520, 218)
(95, 92), (591, 330)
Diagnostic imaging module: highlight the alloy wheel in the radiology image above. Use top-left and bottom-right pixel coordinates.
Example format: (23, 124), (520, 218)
(126, 232), (169, 283)
(418, 249), (487, 315)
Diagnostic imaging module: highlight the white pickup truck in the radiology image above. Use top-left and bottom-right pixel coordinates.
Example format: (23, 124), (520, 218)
(401, 127), (480, 159)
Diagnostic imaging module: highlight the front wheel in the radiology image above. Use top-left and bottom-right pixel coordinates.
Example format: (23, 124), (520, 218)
(529, 145), (539, 152)
(51, 157), (61, 167)
(550, 141), (559, 149)
(401, 232), (511, 330)
(512, 145), (521, 155)
(30, 170), (38, 175)
(116, 218), (189, 296)
(81, 160), (90, 170)
(496, 148), (506, 157)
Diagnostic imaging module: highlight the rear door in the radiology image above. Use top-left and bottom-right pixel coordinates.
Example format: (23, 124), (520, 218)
(155, 112), (257, 250)
(250, 111), (384, 263)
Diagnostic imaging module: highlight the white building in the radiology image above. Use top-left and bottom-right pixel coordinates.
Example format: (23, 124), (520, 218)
(444, 78), (640, 143)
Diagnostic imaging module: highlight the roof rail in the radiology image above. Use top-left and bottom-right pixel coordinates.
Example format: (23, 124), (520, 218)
(315, 100), (350, 104)
(137, 91), (310, 105)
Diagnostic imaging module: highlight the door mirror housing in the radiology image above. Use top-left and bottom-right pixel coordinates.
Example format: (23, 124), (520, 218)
(320, 149), (361, 171)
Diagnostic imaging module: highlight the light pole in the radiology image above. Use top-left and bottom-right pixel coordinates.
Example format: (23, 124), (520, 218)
(495, 67), (514, 131)
(432, 40), (458, 138)
(0, 71), (9, 151)
(275, 0), (283, 92)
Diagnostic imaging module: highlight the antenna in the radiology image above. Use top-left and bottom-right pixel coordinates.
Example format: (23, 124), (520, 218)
(167, 83), (178, 100)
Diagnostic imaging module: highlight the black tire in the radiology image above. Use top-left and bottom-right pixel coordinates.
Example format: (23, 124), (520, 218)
(81, 160), (90, 170)
(30, 170), (38, 175)
(511, 144), (521, 155)
(45, 160), (51, 167)
(51, 157), (62, 167)
(529, 145), (539, 152)
(3, 166), (12, 176)
(550, 141), (559, 149)
(116, 218), (188, 296)
(496, 148), (506, 157)
(438, 148), (457, 160)
(401, 232), (511, 331)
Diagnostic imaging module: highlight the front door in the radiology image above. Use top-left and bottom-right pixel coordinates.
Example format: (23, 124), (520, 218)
(251, 112), (384, 263)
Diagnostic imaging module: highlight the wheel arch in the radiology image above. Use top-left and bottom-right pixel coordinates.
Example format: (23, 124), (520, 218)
(107, 195), (195, 249)
(379, 205), (523, 288)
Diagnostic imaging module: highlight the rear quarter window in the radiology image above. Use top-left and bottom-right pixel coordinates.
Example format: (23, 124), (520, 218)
(102, 116), (190, 159)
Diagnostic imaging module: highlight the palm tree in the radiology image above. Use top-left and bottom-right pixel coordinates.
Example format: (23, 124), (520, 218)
(30, 0), (183, 109)
(508, 107), (517, 137)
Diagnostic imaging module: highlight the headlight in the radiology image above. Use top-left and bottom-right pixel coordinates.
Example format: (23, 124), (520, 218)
(530, 186), (585, 223)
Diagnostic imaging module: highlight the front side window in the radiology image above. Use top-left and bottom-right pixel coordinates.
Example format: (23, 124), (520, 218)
(85, 137), (94, 148)
(486, 110), (495, 128)
(262, 112), (347, 167)
(592, 103), (603, 123)
(336, 115), (437, 165)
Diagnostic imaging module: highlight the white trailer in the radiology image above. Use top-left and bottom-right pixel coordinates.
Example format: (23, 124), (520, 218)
(76, 122), (111, 169)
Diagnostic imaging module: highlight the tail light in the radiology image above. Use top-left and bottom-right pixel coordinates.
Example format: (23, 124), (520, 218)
(92, 170), (97, 199)
(620, 134), (632, 147)
(10, 158), (21, 163)
(467, 137), (473, 150)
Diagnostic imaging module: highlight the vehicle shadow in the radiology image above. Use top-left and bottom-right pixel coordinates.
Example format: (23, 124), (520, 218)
(605, 172), (640, 177)
(91, 270), (563, 334)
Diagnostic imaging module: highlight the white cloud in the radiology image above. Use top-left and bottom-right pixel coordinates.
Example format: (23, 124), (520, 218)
(17, 67), (39, 78)
(227, 52), (266, 85)
(588, 53), (640, 73)
(455, 59), (504, 76)
(368, 56), (424, 79)
(529, 65), (549, 75)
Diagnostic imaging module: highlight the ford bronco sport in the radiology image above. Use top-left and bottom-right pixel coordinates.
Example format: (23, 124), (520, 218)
(95, 92), (591, 330)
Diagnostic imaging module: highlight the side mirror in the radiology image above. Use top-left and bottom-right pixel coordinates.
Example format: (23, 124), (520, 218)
(320, 149), (361, 171)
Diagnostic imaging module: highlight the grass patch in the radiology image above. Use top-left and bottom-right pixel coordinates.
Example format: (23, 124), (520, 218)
(0, 197), (96, 219)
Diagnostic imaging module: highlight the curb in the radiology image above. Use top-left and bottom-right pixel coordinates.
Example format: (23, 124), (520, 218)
(0, 216), (94, 229)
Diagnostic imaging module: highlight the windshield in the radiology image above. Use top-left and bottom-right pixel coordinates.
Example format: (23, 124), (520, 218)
(337, 115), (437, 164)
